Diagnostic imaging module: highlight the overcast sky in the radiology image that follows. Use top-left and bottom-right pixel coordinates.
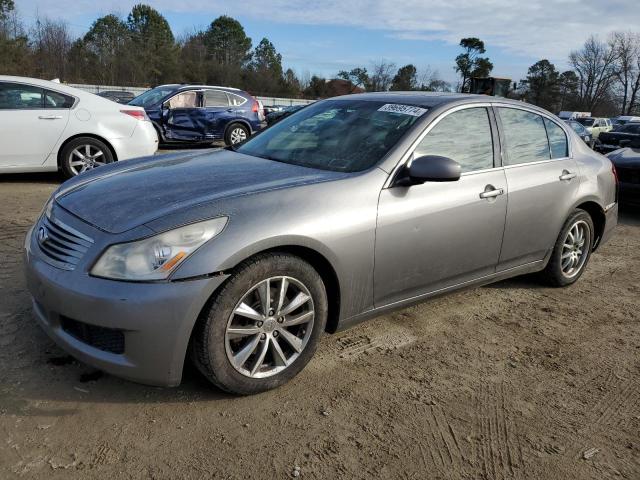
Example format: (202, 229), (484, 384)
(15, 0), (640, 83)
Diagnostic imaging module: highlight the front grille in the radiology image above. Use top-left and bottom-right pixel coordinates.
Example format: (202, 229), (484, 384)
(37, 215), (94, 270)
(60, 316), (125, 354)
(617, 167), (640, 184)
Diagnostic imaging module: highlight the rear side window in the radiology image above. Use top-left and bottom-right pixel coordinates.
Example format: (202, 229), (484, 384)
(0, 82), (43, 109)
(227, 93), (247, 106)
(45, 90), (74, 108)
(544, 119), (568, 158)
(498, 108), (550, 165)
(204, 90), (230, 107)
(415, 107), (494, 172)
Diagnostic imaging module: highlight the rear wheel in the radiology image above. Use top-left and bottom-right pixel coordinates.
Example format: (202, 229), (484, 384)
(192, 253), (327, 394)
(225, 123), (249, 145)
(541, 209), (594, 287)
(60, 137), (114, 179)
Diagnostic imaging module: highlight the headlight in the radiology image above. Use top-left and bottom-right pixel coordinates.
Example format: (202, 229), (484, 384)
(91, 217), (228, 281)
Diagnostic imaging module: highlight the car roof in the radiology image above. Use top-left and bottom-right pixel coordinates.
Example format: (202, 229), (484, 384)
(0, 75), (87, 96)
(328, 91), (544, 111)
(156, 84), (243, 93)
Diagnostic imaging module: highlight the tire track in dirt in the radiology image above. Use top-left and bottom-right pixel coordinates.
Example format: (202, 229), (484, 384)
(315, 319), (416, 365)
(411, 401), (468, 477)
(472, 351), (524, 479)
(567, 369), (640, 469)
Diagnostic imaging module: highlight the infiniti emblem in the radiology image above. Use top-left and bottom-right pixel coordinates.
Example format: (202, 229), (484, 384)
(37, 226), (49, 244)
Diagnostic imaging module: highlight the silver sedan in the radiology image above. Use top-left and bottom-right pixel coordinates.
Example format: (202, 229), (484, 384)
(25, 93), (618, 394)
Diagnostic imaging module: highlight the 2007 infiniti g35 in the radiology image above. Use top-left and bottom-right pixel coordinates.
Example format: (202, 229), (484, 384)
(25, 93), (618, 394)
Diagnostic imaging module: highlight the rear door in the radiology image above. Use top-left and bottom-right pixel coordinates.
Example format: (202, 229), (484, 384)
(495, 106), (578, 271)
(202, 89), (235, 139)
(0, 82), (70, 168)
(374, 105), (508, 306)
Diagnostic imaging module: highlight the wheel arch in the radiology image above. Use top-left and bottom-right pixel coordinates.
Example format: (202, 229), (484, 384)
(56, 133), (118, 169)
(193, 244), (342, 335)
(224, 119), (252, 138)
(575, 200), (606, 250)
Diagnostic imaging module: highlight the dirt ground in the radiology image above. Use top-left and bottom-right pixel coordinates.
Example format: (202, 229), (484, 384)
(0, 172), (638, 480)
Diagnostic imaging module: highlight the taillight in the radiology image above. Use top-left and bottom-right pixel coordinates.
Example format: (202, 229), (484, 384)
(251, 102), (259, 113)
(120, 109), (148, 121)
(611, 162), (618, 184)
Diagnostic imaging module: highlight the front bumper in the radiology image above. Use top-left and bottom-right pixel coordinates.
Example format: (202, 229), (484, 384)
(24, 220), (228, 387)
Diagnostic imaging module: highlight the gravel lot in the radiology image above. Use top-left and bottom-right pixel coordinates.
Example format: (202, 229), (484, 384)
(0, 172), (638, 480)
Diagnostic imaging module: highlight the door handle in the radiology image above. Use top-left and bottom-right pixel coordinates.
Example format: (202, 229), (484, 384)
(479, 187), (504, 199)
(38, 115), (62, 120)
(559, 170), (577, 181)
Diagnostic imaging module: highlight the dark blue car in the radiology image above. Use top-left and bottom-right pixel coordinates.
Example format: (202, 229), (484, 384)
(129, 84), (265, 145)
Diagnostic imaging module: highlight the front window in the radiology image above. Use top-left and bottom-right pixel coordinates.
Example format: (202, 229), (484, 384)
(235, 99), (425, 172)
(414, 107), (494, 172)
(129, 86), (177, 108)
(167, 91), (199, 109)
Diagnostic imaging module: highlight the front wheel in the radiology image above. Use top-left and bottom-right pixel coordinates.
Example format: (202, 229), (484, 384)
(191, 253), (327, 394)
(541, 209), (594, 287)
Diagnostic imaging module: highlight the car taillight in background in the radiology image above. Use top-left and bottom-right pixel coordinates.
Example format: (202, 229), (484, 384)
(120, 109), (149, 121)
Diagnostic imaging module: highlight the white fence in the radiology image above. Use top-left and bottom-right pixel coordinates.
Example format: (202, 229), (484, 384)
(68, 83), (315, 106)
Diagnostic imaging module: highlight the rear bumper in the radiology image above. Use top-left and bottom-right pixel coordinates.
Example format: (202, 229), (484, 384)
(24, 226), (228, 386)
(112, 121), (159, 160)
(599, 202), (618, 248)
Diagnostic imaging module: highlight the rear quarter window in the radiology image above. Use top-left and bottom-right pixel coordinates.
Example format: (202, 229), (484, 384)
(543, 119), (568, 159)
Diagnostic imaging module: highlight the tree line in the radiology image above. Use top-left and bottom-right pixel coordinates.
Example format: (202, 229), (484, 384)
(1, 0), (639, 115)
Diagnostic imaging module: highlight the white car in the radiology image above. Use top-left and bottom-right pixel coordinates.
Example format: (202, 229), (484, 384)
(0, 76), (158, 178)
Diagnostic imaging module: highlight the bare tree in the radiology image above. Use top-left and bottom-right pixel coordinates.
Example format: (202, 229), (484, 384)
(418, 66), (451, 92)
(610, 31), (640, 114)
(569, 35), (618, 111)
(31, 17), (73, 79)
(367, 59), (395, 91)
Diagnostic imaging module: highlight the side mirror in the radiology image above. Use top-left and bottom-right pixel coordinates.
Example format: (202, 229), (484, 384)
(396, 155), (462, 186)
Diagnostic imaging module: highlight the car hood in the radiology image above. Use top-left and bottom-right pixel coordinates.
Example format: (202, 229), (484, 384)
(55, 149), (349, 233)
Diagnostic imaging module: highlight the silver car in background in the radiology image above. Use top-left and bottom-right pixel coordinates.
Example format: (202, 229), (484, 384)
(24, 93), (618, 394)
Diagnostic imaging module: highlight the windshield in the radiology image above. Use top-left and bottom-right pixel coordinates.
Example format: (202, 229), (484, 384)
(568, 121), (587, 134)
(576, 118), (595, 127)
(129, 86), (176, 108)
(236, 99), (425, 172)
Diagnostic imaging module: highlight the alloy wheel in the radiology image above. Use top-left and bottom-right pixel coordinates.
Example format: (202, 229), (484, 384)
(229, 127), (247, 144)
(224, 276), (315, 378)
(68, 145), (106, 175)
(560, 220), (589, 278)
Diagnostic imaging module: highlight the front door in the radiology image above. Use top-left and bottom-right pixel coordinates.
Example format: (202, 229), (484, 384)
(495, 107), (579, 270)
(162, 90), (206, 142)
(0, 82), (69, 168)
(374, 105), (508, 307)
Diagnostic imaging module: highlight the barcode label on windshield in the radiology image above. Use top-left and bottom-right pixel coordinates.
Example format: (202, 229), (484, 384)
(378, 104), (427, 116)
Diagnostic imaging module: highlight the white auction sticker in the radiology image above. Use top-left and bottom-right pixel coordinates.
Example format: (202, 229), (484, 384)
(377, 104), (428, 116)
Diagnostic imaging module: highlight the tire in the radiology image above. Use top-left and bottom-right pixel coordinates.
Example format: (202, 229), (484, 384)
(191, 253), (328, 395)
(224, 123), (249, 145)
(540, 209), (594, 287)
(60, 137), (114, 179)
